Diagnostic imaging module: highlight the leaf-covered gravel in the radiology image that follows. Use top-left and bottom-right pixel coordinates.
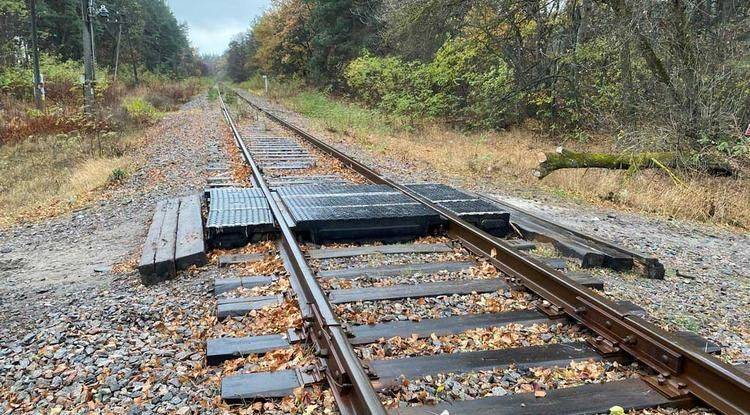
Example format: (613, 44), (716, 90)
(380, 360), (640, 408)
(311, 250), (473, 272)
(356, 322), (585, 360)
(337, 291), (535, 325)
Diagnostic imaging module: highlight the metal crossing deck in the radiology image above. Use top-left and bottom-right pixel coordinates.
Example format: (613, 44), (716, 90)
(245, 136), (315, 170)
(405, 183), (510, 236)
(267, 174), (350, 188)
(205, 187), (275, 247)
(276, 184), (442, 242)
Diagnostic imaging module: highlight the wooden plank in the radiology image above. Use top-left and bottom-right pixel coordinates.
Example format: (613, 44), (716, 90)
(318, 261), (476, 280)
(217, 295), (284, 319)
(328, 278), (508, 304)
(214, 276), (276, 295)
(566, 271), (604, 290)
(350, 310), (550, 345)
(153, 198), (179, 279)
(218, 252), (264, 267)
(370, 341), (599, 390)
(514, 218), (608, 268)
(309, 243), (454, 259)
(222, 370), (301, 402)
(389, 378), (690, 415)
(615, 300), (649, 318)
(204, 182), (241, 188)
(175, 194), (207, 270)
(217, 294), (283, 306)
(207, 334), (291, 365)
(138, 200), (168, 281)
(207, 177), (233, 183)
(487, 195), (657, 275)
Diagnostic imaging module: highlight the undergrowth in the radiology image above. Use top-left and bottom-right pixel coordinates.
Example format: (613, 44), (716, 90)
(0, 76), (205, 226)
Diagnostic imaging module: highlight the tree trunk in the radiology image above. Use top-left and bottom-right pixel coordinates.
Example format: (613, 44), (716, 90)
(534, 147), (734, 178)
(620, 36), (634, 125)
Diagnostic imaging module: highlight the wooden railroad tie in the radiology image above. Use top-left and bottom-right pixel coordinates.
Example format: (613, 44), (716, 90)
(138, 194), (207, 285)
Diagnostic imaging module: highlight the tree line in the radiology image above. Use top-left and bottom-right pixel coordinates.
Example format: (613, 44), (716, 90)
(1, 0), (205, 88)
(223, 0), (750, 158)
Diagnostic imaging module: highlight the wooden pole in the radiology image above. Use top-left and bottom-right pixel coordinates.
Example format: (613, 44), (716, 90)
(29, 0), (43, 109)
(80, 0), (96, 115)
(112, 19), (122, 82)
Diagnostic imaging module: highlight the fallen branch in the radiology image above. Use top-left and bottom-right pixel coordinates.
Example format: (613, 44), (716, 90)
(534, 147), (734, 179)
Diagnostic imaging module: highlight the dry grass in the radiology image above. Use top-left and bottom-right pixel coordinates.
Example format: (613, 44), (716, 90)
(0, 133), (133, 226)
(0, 79), (205, 227)
(275, 92), (750, 230)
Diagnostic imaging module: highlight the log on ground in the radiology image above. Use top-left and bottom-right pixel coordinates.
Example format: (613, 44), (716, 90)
(534, 147), (734, 179)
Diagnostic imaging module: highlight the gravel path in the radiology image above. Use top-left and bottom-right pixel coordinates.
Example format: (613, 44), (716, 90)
(0, 96), (223, 317)
(0, 95), (234, 414)
(251, 93), (750, 365)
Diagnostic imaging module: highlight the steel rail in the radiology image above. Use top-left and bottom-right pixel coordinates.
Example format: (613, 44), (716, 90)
(234, 89), (750, 415)
(218, 90), (387, 415)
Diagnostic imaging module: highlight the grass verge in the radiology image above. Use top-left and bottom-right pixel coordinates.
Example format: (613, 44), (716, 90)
(0, 132), (133, 226)
(253, 84), (750, 229)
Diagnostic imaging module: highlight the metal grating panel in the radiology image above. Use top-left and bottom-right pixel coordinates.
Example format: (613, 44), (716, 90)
(285, 203), (434, 222)
(278, 183), (442, 242)
(404, 183), (509, 235)
(207, 209), (274, 227)
(405, 183), (476, 201)
(276, 184), (398, 197)
(438, 199), (508, 215)
(247, 136), (315, 170)
(207, 187), (265, 201)
(206, 188), (274, 229)
(283, 194), (417, 209)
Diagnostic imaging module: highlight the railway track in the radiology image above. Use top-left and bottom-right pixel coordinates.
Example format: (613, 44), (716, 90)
(208, 87), (749, 414)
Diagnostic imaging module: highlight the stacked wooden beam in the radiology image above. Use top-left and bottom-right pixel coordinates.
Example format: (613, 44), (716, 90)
(138, 194), (207, 285)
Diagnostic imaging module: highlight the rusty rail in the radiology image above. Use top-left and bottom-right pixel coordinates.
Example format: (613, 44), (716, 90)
(219, 90), (387, 415)
(233, 88), (750, 415)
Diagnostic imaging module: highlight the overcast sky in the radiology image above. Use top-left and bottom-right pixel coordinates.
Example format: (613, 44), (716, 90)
(166, 0), (271, 55)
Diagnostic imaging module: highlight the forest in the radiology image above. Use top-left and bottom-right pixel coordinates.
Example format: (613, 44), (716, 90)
(0, 0), (207, 142)
(1, 0), (204, 85)
(0, 0), (206, 225)
(223, 0), (750, 163)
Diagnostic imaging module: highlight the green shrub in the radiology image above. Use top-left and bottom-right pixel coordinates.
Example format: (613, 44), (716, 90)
(239, 75), (306, 101)
(345, 38), (517, 128)
(208, 86), (219, 101)
(108, 167), (128, 185)
(123, 97), (161, 125)
(0, 54), (110, 104)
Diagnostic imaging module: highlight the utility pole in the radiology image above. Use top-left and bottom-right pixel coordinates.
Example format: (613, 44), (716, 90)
(80, 0), (97, 115)
(29, 0), (43, 109)
(112, 18), (122, 82)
